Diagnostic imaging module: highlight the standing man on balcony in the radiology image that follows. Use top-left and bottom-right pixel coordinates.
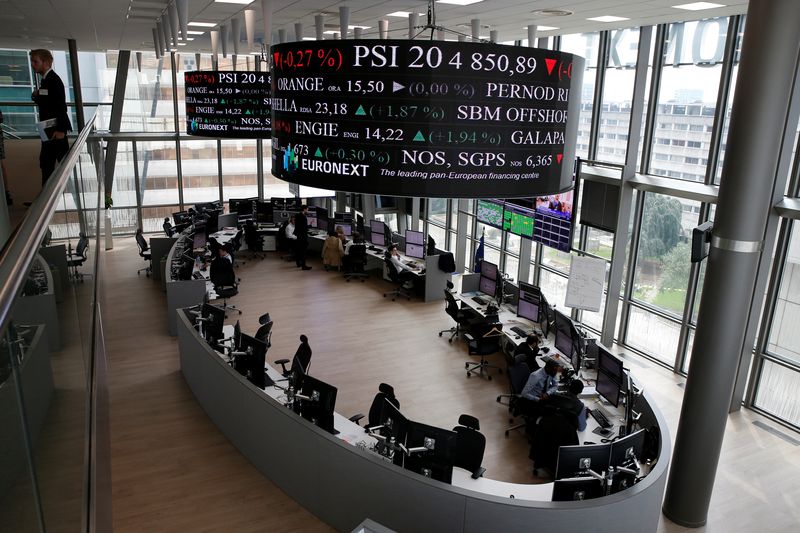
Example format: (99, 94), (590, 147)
(30, 49), (71, 185)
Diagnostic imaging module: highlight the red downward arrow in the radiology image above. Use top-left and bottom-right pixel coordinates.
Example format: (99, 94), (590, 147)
(556, 153), (563, 164)
(545, 58), (557, 75)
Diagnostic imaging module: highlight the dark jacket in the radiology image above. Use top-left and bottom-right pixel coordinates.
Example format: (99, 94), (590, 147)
(293, 212), (309, 241)
(33, 70), (72, 134)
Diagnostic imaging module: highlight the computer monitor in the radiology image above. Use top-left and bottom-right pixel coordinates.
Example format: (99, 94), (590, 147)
(201, 303), (225, 344)
(217, 212), (238, 229)
(356, 214), (365, 234)
(406, 229), (424, 245)
(173, 211), (191, 225)
(334, 211), (353, 223)
(402, 421), (457, 484)
(194, 201), (221, 213)
(373, 399), (409, 466)
(609, 428), (646, 469)
(232, 320), (242, 352)
(369, 219), (385, 246)
(479, 275), (497, 298)
(295, 374), (338, 435)
(255, 200), (273, 224)
(315, 206), (329, 230)
(334, 222), (352, 237)
(480, 260), (498, 281)
(405, 243), (424, 259)
(229, 198), (256, 216)
(237, 333), (267, 389)
(552, 477), (605, 501)
(554, 310), (576, 358)
(192, 230), (207, 251)
(555, 443), (611, 480)
(206, 211), (219, 235)
(596, 347), (625, 407)
(517, 282), (541, 323)
(306, 206), (319, 229)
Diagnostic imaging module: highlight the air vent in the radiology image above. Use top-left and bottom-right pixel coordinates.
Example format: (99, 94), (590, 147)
(531, 9), (573, 17)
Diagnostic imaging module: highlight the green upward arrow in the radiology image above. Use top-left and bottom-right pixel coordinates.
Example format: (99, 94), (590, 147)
(413, 131), (425, 142)
(245, 110), (252, 115)
(220, 99), (225, 104)
(355, 105), (366, 116)
(314, 148), (322, 157)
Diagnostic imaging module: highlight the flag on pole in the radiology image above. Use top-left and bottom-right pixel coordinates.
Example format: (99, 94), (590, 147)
(474, 231), (485, 273)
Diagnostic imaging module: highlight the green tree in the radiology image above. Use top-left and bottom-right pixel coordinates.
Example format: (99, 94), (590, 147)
(639, 194), (683, 258)
(661, 242), (691, 290)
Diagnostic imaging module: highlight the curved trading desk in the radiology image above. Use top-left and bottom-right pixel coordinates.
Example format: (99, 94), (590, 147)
(178, 311), (670, 532)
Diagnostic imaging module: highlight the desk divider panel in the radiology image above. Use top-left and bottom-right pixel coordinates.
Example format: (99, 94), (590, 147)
(149, 237), (177, 283)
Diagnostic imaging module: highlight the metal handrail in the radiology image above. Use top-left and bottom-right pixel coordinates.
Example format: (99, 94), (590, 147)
(0, 113), (97, 330)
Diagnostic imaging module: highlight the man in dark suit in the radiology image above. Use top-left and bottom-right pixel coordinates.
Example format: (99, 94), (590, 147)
(514, 334), (542, 372)
(294, 204), (311, 270)
(30, 49), (72, 185)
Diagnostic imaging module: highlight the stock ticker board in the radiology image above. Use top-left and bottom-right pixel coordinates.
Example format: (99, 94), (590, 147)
(271, 40), (584, 198)
(185, 71), (271, 138)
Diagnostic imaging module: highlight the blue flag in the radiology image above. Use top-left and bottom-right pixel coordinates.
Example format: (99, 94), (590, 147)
(474, 234), (484, 273)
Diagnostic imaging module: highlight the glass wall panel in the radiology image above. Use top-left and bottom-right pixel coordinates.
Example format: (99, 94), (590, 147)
(651, 19), (729, 183)
(767, 223), (800, 365)
(540, 269), (568, 310)
(120, 52), (176, 132)
(683, 327), (695, 373)
(476, 222), (502, 251)
(180, 140), (218, 204)
(715, 16), (745, 184)
(220, 139), (258, 201)
(626, 306), (681, 364)
(632, 193), (699, 317)
(142, 205), (181, 234)
(596, 28), (640, 164)
(428, 198), (447, 226)
(138, 141), (180, 206)
(542, 246), (571, 274)
(428, 223), (446, 251)
(754, 360), (800, 427)
(107, 142), (136, 208)
(560, 33), (600, 159)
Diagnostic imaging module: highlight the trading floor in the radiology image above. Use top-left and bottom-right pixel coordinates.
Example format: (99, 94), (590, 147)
(106, 237), (800, 533)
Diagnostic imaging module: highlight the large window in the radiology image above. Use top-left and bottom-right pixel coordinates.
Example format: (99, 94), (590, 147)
(560, 33), (600, 159)
(650, 19), (729, 183)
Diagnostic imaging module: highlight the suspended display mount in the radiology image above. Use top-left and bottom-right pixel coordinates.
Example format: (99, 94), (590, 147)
(185, 71), (271, 138)
(271, 40), (584, 198)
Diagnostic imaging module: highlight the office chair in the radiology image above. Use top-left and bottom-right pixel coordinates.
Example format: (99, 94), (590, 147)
(209, 254), (242, 316)
(464, 320), (504, 380)
(499, 361), (533, 436)
(66, 233), (90, 282)
(349, 383), (400, 427)
(275, 334), (312, 377)
(254, 313), (273, 348)
(438, 289), (478, 342)
(277, 220), (294, 262)
(452, 414), (487, 479)
(135, 229), (152, 277)
(343, 244), (369, 282)
(231, 229), (245, 267)
(529, 405), (580, 476)
(163, 218), (175, 237)
(244, 220), (265, 260)
(383, 256), (412, 301)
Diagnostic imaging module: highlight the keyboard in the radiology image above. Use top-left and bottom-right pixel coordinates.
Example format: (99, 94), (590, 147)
(471, 296), (489, 306)
(510, 326), (530, 337)
(589, 408), (613, 429)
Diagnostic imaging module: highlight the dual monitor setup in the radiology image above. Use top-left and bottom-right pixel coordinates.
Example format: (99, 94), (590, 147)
(227, 197), (302, 226)
(368, 219), (435, 260)
(552, 428), (647, 501)
(368, 401), (458, 484)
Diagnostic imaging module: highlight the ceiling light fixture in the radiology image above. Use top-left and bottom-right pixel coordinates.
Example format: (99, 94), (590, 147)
(531, 9), (573, 17)
(672, 2), (726, 10)
(188, 22), (216, 27)
(587, 15), (630, 23)
(214, 0), (255, 4)
(436, 0), (484, 5)
(387, 11), (425, 18)
(187, 30), (205, 35)
(523, 25), (559, 31)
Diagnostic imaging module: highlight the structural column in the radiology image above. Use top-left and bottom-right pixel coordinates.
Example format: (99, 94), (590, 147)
(663, 0), (800, 526)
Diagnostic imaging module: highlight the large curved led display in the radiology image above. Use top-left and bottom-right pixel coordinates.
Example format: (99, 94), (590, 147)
(271, 40), (584, 198)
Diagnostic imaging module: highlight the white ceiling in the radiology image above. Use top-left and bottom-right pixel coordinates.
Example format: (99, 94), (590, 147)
(0, 0), (749, 53)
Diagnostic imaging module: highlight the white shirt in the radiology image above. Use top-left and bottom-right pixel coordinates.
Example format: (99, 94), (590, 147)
(390, 253), (411, 272)
(285, 222), (297, 240)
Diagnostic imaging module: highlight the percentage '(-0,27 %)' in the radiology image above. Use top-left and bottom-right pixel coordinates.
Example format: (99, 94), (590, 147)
(273, 48), (345, 71)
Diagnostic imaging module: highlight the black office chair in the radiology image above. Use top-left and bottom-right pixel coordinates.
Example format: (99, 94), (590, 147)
(66, 232), (90, 282)
(498, 361), (533, 436)
(452, 414), (487, 479)
(529, 404), (580, 477)
(244, 220), (265, 260)
(277, 221), (294, 262)
(230, 229), (245, 267)
(349, 383), (400, 427)
(163, 218), (175, 237)
(254, 313), (273, 348)
(209, 255), (241, 316)
(275, 334), (312, 377)
(438, 289), (478, 342)
(343, 244), (369, 282)
(135, 229), (152, 277)
(464, 319), (504, 380)
(383, 256), (412, 301)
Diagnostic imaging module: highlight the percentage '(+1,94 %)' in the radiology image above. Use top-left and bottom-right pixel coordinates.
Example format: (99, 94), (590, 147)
(369, 105), (445, 121)
(272, 48), (344, 71)
(428, 130), (502, 146)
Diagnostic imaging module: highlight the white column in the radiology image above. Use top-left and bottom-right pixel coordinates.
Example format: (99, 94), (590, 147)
(471, 19), (480, 42)
(353, 27), (363, 39)
(278, 28), (286, 43)
(339, 6), (350, 39)
(409, 13), (419, 39)
(244, 9), (256, 50)
(261, 0), (274, 47)
(315, 14), (324, 40)
(294, 22), (303, 41)
(168, 2), (180, 46)
(490, 30), (498, 43)
(379, 19), (389, 39)
(152, 27), (162, 58)
(177, 0), (189, 42)
(527, 24), (538, 47)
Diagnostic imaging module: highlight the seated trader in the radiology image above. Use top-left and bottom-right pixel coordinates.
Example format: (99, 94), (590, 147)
(322, 228), (344, 270)
(285, 215), (297, 243)
(517, 359), (562, 423)
(216, 244), (233, 264)
(542, 379), (587, 432)
(387, 243), (416, 288)
(514, 334), (542, 372)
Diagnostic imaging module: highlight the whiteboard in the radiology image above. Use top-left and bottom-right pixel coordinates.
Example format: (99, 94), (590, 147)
(565, 255), (606, 312)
